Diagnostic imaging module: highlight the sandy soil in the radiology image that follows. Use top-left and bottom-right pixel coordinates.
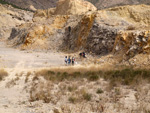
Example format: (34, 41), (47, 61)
(0, 41), (66, 113)
(0, 42), (65, 68)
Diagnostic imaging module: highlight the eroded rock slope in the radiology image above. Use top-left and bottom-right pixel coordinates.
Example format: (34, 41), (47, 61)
(8, 0), (150, 60)
(0, 4), (33, 39)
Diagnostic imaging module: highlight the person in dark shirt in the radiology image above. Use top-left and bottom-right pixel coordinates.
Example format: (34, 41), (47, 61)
(68, 56), (71, 65)
(82, 52), (86, 58)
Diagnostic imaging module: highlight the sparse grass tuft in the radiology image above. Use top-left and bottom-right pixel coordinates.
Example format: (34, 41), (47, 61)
(88, 74), (99, 81)
(114, 88), (121, 95)
(6, 77), (19, 88)
(25, 72), (31, 83)
(68, 96), (77, 103)
(83, 93), (92, 101)
(47, 71), (55, 75)
(96, 88), (104, 94)
(0, 69), (8, 81)
(68, 85), (77, 92)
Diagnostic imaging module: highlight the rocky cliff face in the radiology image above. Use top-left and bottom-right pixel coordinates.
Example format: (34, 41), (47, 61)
(0, 4), (33, 39)
(63, 5), (150, 56)
(7, 0), (150, 60)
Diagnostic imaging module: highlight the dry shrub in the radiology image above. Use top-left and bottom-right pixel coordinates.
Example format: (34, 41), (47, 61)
(29, 82), (52, 103)
(106, 68), (150, 89)
(83, 92), (92, 101)
(30, 66), (150, 104)
(6, 77), (19, 88)
(74, 88), (92, 102)
(30, 90), (52, 103)
(68, 85), (77, 92)
(25, 72), (31, 83)
(0, 69), (8, 81)
(88, 74), (99, 81)
(96, 88), (104, 94)
(90, 103), (105, 112)
(34, 66), (150, 89)
(68, 96), (78, 103)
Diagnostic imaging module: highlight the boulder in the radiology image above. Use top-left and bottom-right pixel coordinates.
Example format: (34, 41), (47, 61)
(29, 5), (37, 12)
(54, 0), (97, 15)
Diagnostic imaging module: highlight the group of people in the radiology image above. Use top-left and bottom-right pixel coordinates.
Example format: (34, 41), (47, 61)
(79, 52), (86, 58)
(64, 52), (86, 66)
(65, 56), (75, 65)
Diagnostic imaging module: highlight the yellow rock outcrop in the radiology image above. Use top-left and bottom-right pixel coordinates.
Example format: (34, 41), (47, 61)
(55, 0), (97, 15)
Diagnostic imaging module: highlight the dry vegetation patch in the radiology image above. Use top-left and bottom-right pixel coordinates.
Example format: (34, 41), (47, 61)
(23, 66), (150, 112)
(34, 67), (150, 88)
(0, 69), (8, 81)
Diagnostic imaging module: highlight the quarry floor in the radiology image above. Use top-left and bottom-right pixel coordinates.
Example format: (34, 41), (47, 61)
(0, 41), (64, 112)
(0, 41), (65, 69)
(0, 41), (68, 113)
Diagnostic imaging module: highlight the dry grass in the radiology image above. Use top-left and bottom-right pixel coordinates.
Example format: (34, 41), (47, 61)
(27, 65), (150, 113)
(36, 64), (113, 74)
(0, 69), (8, 81)
(34, 66), (150, 89)
(82, 92), (92, 101)
(29, 82), (52, 103)
(68, 85), (77, 92)
(25, 72), (31, 83)
(68, 96), (77, 103)
(6, 77), (19, 88)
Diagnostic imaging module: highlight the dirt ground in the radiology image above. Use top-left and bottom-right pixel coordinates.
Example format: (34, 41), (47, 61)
(0, 41), (66, 68)
(0, 40), (88, 113)
(0, 41), (64, 113)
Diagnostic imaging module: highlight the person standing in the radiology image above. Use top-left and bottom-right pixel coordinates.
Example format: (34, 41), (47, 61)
(72, 57), (75, 65)
(65, 56), (68, 65)
(68, 56), (71, 65)
(82, 52), (86, 58)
